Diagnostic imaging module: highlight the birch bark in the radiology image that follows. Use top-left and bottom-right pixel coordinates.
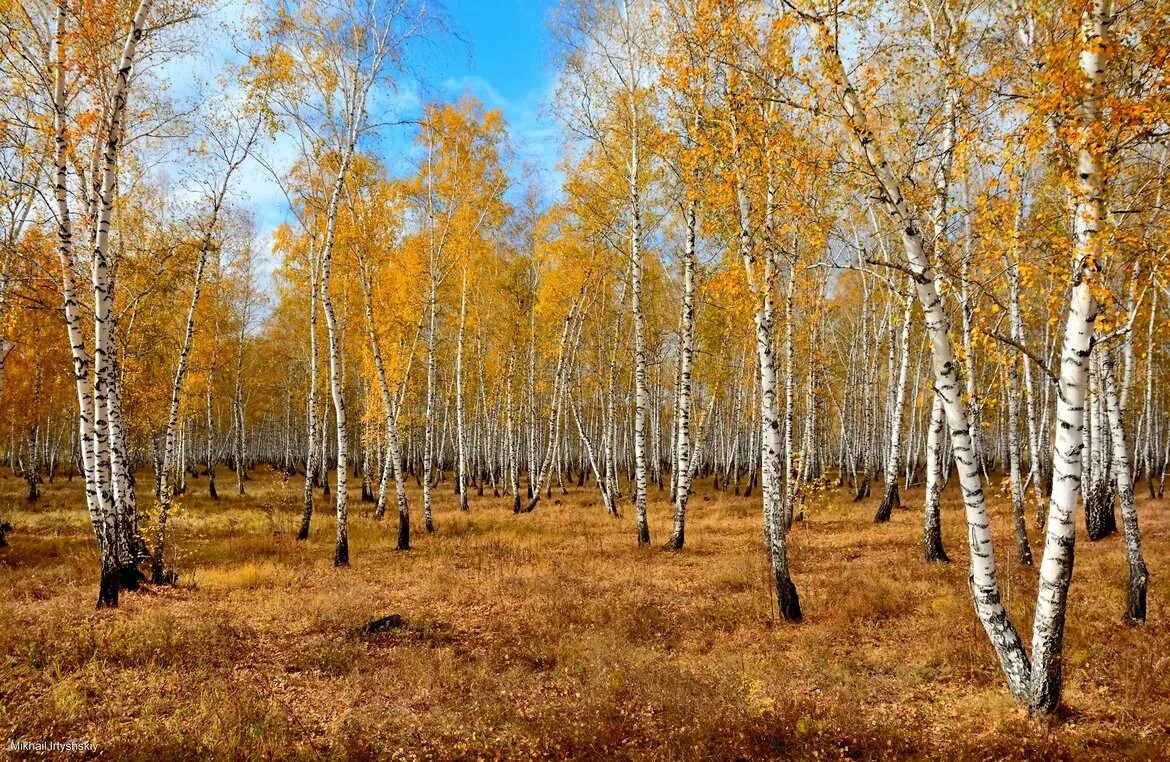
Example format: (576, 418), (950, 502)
(520, 295), (583, 512)
(876, 291), (913, 522)
(298, 240), (320, 540)
(51, 0), (155, 606)
(320, 147), (356, 566)
(923, 392), (949, 562)
(629, 105), (650, 546)
(665, 198), (697, 549)
(422, 267), (437, 532)
(1101, 351), (1148, 622)
(455, 267), (469, 511)
(1029, 0), (1112, 715)
(729, 104), (801, 623)
(356, 252), (411, 550)
(811, 15), (1030, 695)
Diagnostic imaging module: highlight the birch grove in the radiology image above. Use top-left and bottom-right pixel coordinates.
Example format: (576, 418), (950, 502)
(1, 0), (1169, 724)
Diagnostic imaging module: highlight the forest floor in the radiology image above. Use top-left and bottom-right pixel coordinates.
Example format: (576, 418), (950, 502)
(0, 466), (1167, 760)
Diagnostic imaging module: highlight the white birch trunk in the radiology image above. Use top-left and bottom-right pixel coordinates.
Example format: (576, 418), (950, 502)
(782, 263), (797, 528)
(629, 115), (650, 546)
(51, 0), (154, 606)
(527, 303), (537, 499)
(570, 371), (617, 516)
(423, 270), (437, 532)
(319, 149), (355, 565)
(455, 267), (469, 511)
(876, 291), (913, 522)
(89, 0), (155, 603)
(1142, 295), (1157, 497)
(666, 198), (697, 549)
(813, 19), (1030, 696)
(356, 255), (410, 549)
(729, 107), (801, 622)
(1101, 350), (1148, 622)
(151, 196), (217, 581)
(1006, 355), (1034, 566)
(1028, 0), (1112, 715)
(298, 240), (320, 540)
(505, 349), (521, 512)
(923, 392), (949, 562)
(520, 296), (582, 512)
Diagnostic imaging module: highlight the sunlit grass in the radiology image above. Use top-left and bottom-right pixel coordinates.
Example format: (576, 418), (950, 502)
(0, 465), (1167, 758)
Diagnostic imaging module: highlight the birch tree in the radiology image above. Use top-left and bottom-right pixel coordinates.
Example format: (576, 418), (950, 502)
(48, 0), (161, 606)
(254, 0), (437, 564)
(1027, 0), (1113, 714)
(554, 0), (659, 545)
(150, 108), (260, 583)
(802, 3), (1031, 696)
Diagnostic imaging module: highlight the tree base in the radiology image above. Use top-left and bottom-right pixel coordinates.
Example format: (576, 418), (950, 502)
(97, 567), (120, 609)
(150, 561), (179, 586)
(924, 524), (949, 563)
(854, 474), (871, 502)
(774, 575), (802, 623)
(397, 512), (410, 552)
(874, 482), (899, 523)
(118, 563), (146, 591)
(1028, 669), (1063, 718)
(604, 494), (619, 518)
(1085, 484), (1118, 541)
(1125, 563), (1149, 623)
(924, 547), (950, 563)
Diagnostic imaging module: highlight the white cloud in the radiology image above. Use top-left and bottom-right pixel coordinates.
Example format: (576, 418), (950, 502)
(436, 72), (564, 197)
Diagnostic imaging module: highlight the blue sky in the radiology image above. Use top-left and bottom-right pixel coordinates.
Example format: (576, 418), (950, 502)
(405, 0), (564, 182)
(444, 0), (558, 106)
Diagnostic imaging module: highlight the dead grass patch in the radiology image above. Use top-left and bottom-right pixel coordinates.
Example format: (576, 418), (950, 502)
(0, 466), (1167, 759)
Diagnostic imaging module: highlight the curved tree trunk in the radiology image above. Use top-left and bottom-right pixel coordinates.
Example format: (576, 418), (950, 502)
(355, 249), (411, 549)
(812, 16), (1030, 697)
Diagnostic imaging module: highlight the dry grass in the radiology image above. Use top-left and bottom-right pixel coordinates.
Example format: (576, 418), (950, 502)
(0, 466), (1167, 760)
